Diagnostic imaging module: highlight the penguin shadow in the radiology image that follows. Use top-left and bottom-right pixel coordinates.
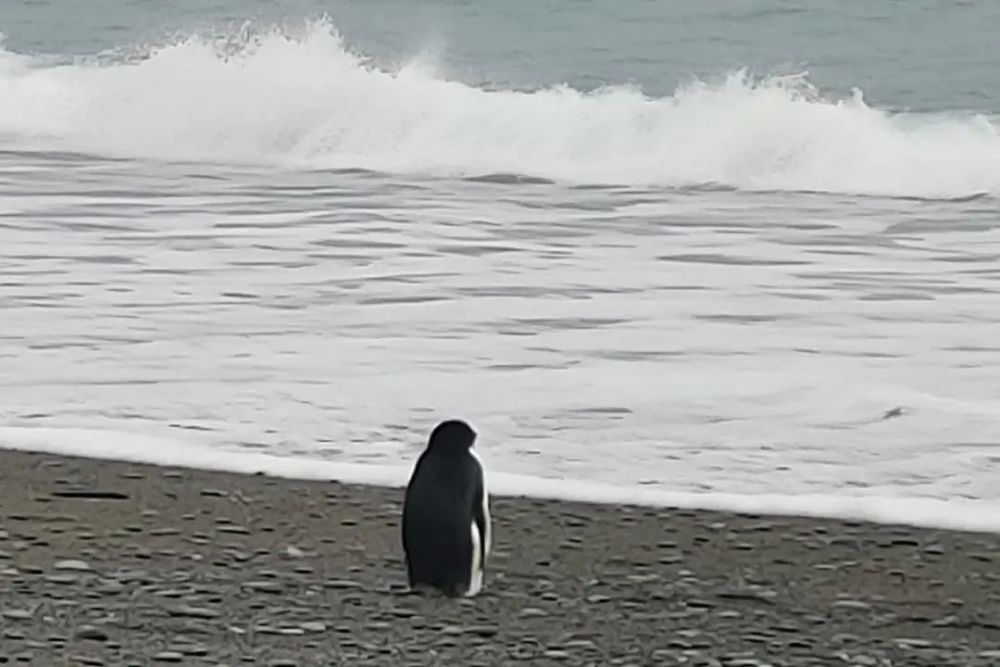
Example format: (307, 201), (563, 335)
(386, 556), (513, 598)
(400, 582), (469, 599)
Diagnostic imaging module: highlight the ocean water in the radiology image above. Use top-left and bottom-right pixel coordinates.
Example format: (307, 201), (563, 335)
(2, 1), (1000, 528)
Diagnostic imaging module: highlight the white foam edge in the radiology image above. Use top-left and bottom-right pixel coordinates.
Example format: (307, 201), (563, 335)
(2, 426), (998, 534)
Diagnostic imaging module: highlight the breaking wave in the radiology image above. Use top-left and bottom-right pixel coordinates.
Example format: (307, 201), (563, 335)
(1, 19), (999, 197)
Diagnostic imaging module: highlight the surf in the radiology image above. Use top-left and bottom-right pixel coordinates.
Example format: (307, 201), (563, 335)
(1, 18), (999, 198)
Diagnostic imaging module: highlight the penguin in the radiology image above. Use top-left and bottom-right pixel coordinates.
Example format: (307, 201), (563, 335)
(402, 419), (491, 598)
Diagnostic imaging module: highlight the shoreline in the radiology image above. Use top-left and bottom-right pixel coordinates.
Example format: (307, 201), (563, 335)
(2, 448), (1000, 665)
(2, 434), (998, 535)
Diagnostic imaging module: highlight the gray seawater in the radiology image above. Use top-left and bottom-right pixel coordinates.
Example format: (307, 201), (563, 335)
(2, 0), (1000, 505)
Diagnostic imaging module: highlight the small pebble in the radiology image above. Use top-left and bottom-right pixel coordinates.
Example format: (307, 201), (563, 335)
(833, 600), (872, 611)
(2, 610), (32, 621)
(244, 581), (283, 594)
(54, 560), (91, 572)
(300, 622), (327, 633)
(74, 625), (109, 642)
(152, 651), (184, 663)
(168, 606), (220, 619)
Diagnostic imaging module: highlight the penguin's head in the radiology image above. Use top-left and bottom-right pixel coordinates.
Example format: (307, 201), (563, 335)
(427, 419), (477, 455)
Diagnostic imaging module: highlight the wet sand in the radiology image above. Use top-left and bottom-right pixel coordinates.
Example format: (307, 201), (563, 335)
(1, 448), (999, 666)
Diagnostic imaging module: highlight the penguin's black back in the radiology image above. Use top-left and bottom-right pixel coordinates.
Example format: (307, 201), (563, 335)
(402, 420), (484, 596)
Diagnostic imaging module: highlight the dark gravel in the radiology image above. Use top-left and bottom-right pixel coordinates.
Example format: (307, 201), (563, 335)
(1, 449), (999, 666)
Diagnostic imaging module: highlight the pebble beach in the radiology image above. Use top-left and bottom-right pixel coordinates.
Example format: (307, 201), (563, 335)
(1, 449), (999, 666)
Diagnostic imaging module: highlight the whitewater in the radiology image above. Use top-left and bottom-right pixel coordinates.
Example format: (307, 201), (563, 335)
(2, 21), (1000, 198)
(2, 18), (1000, 533)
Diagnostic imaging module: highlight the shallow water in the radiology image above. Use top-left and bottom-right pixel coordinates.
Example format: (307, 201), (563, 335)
(1, 2), (1000, 511)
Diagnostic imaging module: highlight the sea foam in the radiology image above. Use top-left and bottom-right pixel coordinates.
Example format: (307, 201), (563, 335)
(1, 19), (999, 198)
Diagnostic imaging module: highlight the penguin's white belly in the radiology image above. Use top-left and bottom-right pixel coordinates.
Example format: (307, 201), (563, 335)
(468, 447), (492, 558)
(465, 521), (484, 597)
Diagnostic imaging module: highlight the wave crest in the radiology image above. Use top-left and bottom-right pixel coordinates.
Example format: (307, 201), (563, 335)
(1, 18), (999, 198)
